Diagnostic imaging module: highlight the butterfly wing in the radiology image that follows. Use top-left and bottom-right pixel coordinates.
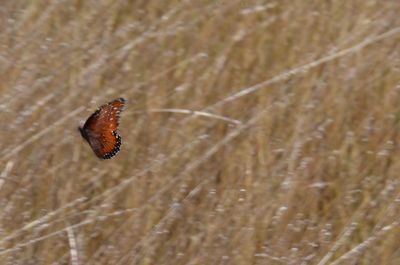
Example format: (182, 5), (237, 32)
(80, 98), (126, 159)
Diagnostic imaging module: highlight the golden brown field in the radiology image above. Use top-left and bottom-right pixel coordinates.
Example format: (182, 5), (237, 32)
(0, 1), (400, 264)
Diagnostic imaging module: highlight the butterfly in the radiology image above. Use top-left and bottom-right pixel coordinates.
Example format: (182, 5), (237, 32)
(79, 98), (126, 159)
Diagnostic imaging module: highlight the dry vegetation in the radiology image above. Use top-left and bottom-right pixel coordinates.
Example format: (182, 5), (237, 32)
(0, 0), (400, 264)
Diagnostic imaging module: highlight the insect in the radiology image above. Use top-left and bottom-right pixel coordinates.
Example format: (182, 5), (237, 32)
(79, 98), (126, 159)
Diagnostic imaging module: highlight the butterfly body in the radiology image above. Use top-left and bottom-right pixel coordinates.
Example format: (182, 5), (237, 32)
(79, 98), (126, 159)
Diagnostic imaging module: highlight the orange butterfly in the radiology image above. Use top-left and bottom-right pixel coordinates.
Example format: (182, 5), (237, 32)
(79, 98), (126, 159)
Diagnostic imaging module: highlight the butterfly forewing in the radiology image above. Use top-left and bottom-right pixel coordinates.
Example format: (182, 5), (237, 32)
(80, 98), (126, 159)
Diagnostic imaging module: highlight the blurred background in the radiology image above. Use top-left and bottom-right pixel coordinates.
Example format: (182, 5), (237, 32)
(0, 1), (400, 264)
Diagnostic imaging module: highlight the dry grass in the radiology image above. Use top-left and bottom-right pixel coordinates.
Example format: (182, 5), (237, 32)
(0, 0), (400, 264)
